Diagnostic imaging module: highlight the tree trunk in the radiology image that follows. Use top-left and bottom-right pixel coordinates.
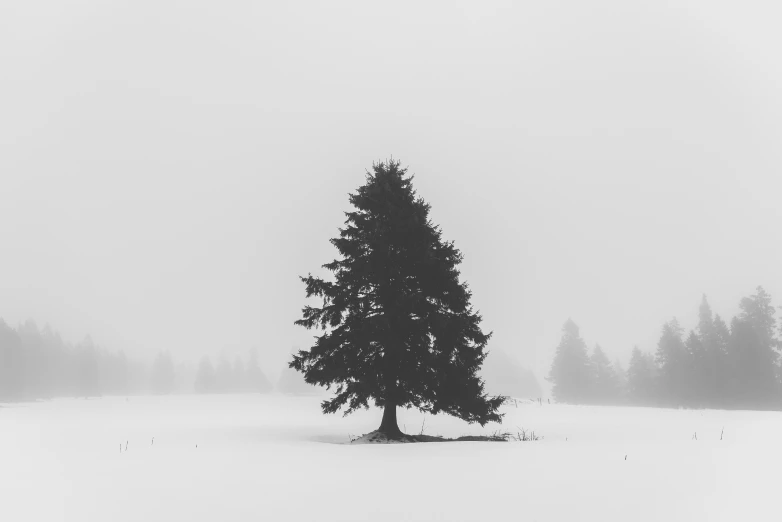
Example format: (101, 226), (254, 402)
(378, 402), (404, 439)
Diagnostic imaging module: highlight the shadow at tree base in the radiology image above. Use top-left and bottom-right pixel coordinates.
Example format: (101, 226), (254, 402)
(348, 430), (516, 444)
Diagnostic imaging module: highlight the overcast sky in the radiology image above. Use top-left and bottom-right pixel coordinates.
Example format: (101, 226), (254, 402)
(2, 0), (781, 383)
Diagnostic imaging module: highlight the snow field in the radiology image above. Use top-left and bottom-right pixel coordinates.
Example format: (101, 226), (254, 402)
(1, 394), (781, 521)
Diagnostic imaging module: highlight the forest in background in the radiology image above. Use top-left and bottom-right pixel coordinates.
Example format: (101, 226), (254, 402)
(548, 287), (781, 410)
(0, 324), (539, 403)
(0, 319), (272, 401)
(5, 285), (778, 411)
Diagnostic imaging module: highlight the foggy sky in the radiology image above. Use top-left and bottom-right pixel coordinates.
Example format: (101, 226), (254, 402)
(2, 0), (781, 383)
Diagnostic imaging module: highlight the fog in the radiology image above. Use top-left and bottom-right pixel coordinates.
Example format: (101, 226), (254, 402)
(2, 0), (782, 385)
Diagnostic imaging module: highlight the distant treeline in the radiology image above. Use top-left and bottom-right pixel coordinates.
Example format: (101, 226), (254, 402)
(192, 353), (272, 394)
(0, 319), (272, 401)
(548, 287), (782, 410)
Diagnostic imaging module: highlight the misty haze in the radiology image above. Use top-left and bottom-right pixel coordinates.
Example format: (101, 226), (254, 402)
(2, 1), (782, 521)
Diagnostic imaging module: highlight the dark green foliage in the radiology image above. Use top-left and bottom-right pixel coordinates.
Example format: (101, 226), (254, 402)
(547, 319), (593, 403)
(291, 159), (503, 427)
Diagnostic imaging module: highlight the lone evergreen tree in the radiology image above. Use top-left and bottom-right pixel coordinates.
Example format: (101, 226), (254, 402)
(291, 159), (503, 438)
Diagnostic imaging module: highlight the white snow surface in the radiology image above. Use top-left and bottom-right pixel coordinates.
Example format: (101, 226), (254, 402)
(1, 394), (780, 521)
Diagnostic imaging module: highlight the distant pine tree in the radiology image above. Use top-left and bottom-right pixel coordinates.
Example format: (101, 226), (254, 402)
(151, 351), (176, 395)
(655, 319), (688, 406)
(232, 356), (246, 392)
(547, 320), (592, 404)
(684, 330), (707, 407)
(696, 296), (726, 407)
(739, 287), (778, 351)
(215, 356), (233, 393)
(194, 356), (216, 393)
(291, 159), (503, 438)
(613, 358), (628, 403)
(590, 345), (619, 404)
(245, 347), (272, 393)
(480, 348), (542, 399)
(626, 346), (656, 405)
(0, 319), (23, 400)
(712, 314), (732, 405)
(77, 336), (101, 398)
(278, 352), (319, 395)
(727, 287), (779, 406)
(0, 317), (153, 399)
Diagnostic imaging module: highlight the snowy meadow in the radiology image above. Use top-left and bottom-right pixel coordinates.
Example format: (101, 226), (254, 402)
(1, 394), (780, 522)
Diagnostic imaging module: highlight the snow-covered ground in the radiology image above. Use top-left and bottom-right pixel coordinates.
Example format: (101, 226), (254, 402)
(1, 394), (780, 521)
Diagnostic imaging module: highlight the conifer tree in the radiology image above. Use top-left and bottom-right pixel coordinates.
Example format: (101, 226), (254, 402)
(77, 336), (100, 397)
(215, 356), (233, 393)
(547, 320), (592, 404)
(194, 356), (215, 393)
(727, 319), (766, 404)
(696, 296), (724, 406)
(739, 287), (777, 351)
(655, 319), (688, 406)
(232, 356), (246, 392)
(626, 346), (656, 405)
(246, 347), (272, 393)
(151, 351), (176, 395)
(0, 319), (23, 400)
(590, 345), (618, 404)
(684, 330), (707, 407)
(291, 160), (503, 437)
(728, 287), (779, 405)
(713, 314), (731, 404)
(613, 358), (628, 403)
